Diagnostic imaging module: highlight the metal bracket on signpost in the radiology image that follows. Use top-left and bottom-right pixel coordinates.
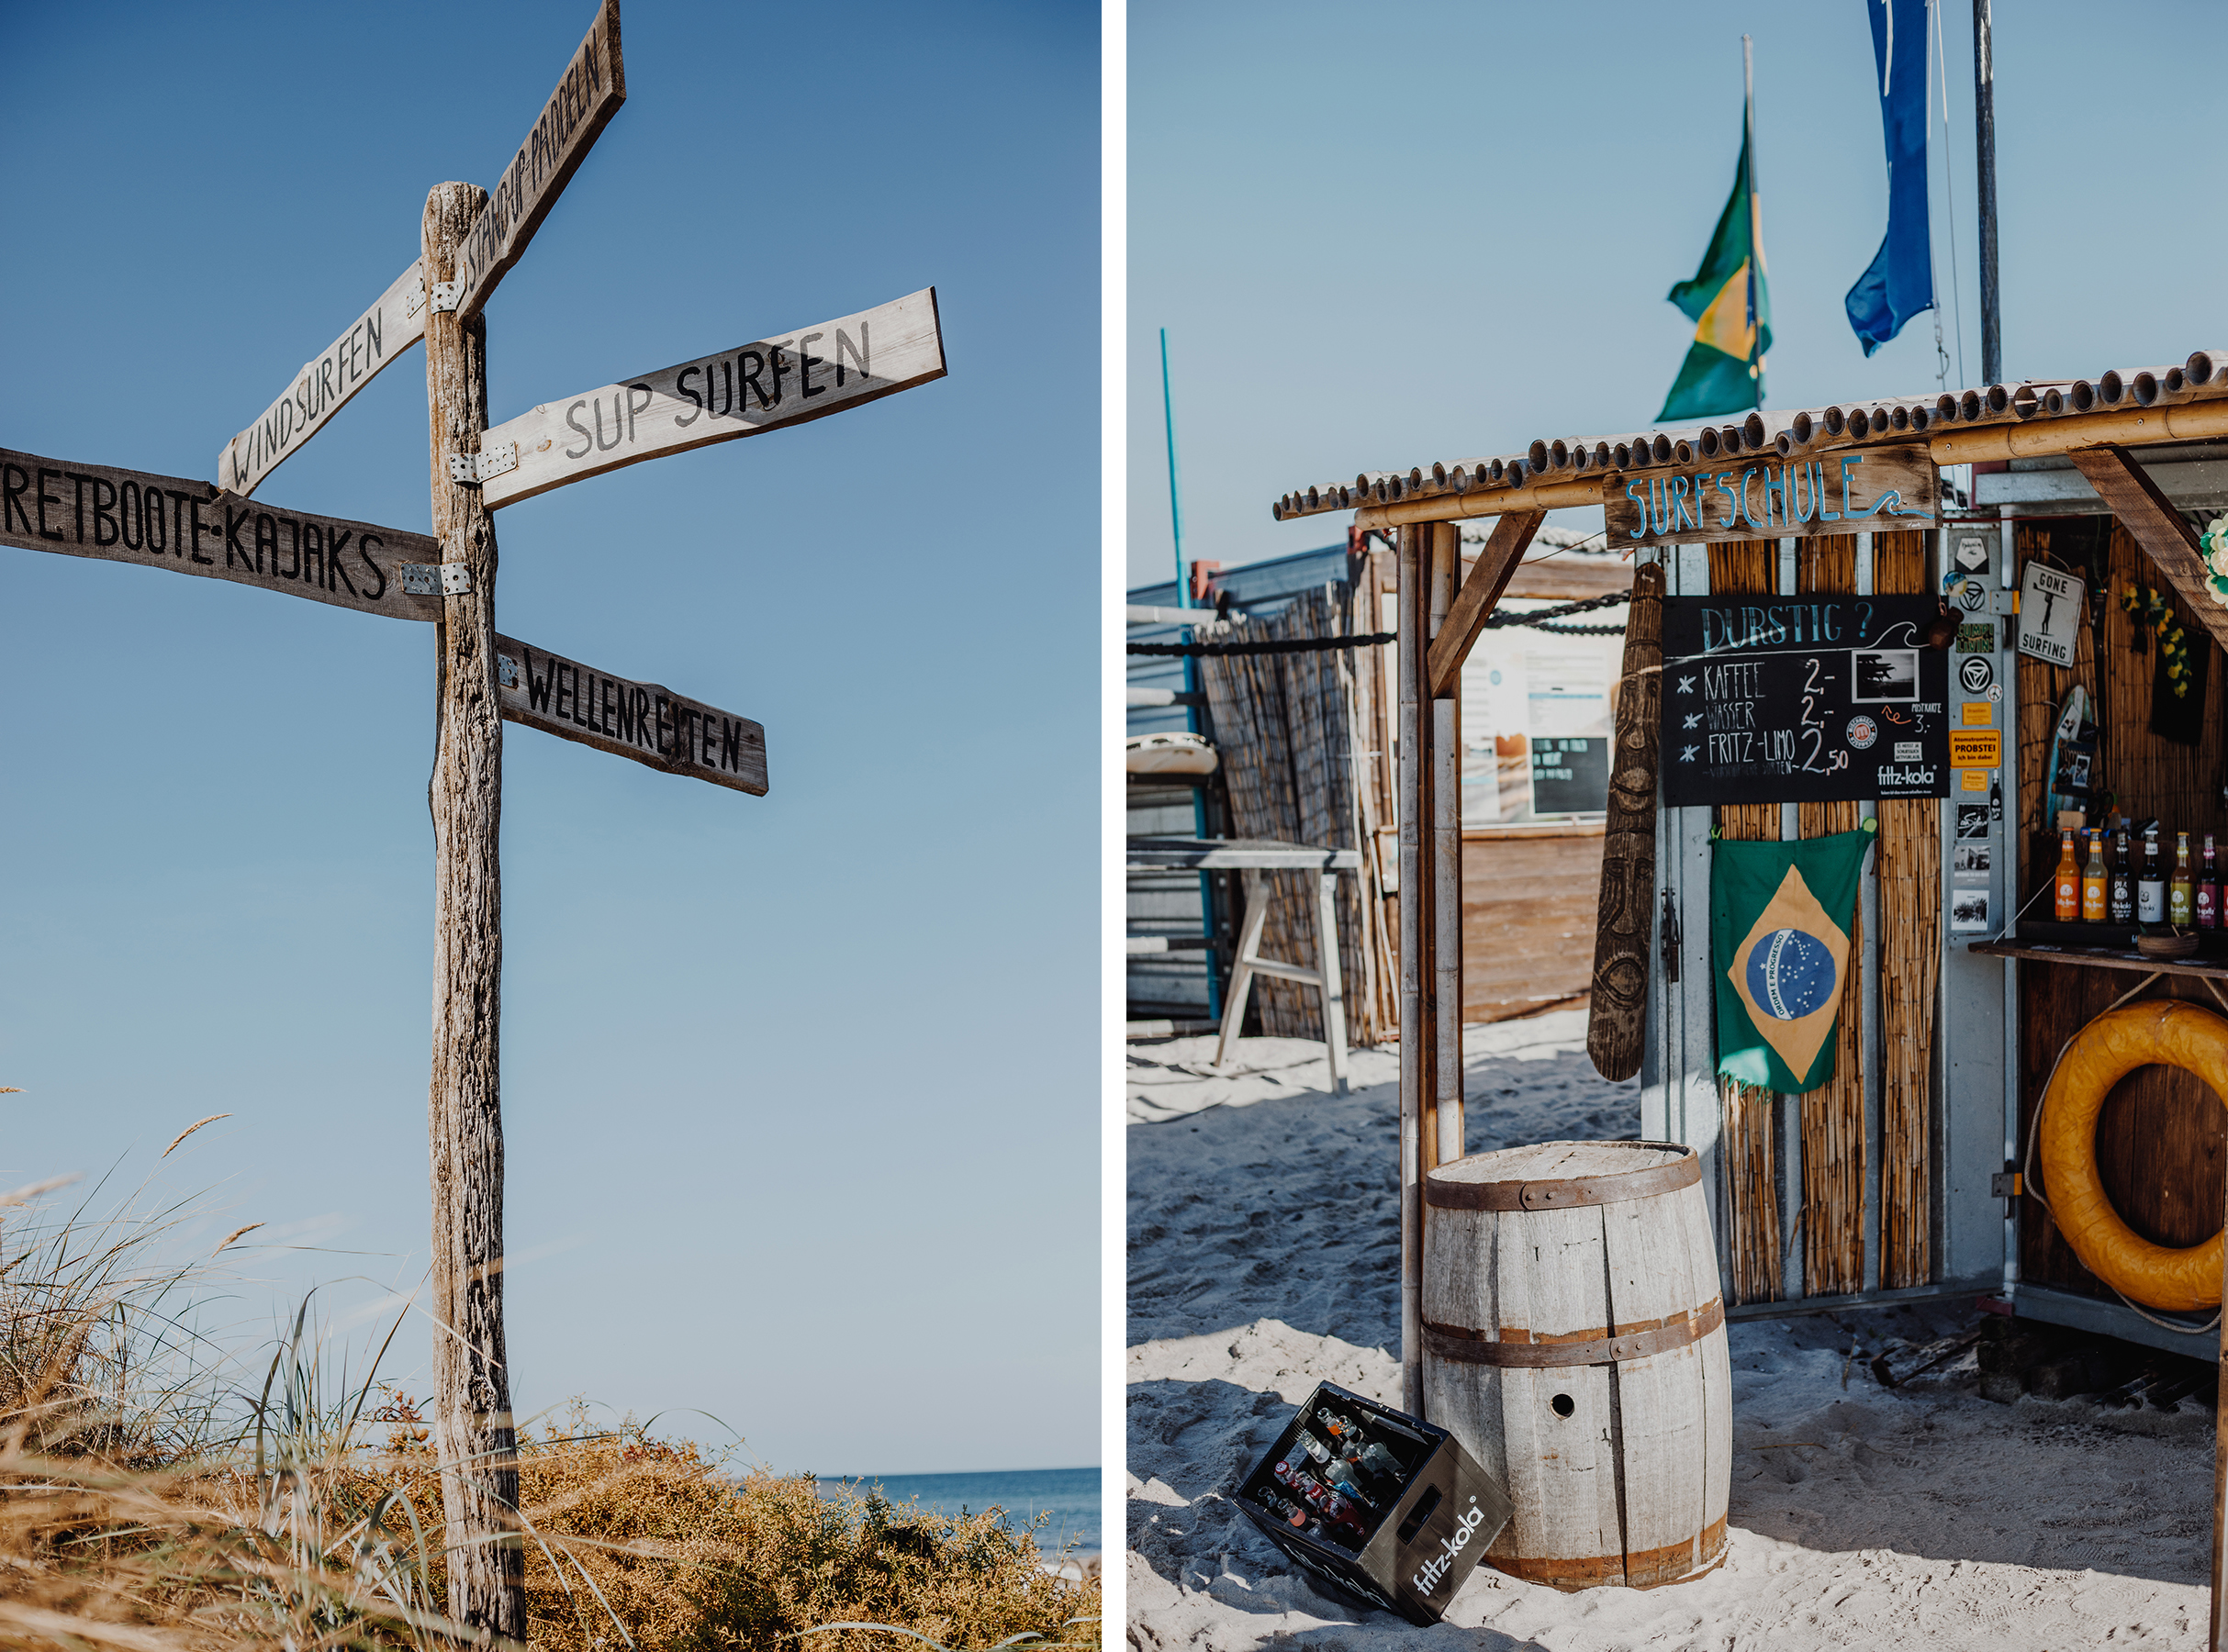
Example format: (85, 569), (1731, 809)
(429, 280), (462, 314)
(446, 442), (517, 486)
(400, 562), (474, 596)
(495, 653), (520, 689)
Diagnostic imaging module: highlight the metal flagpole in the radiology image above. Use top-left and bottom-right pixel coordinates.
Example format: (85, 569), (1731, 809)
(1973, 0), (2000, 385)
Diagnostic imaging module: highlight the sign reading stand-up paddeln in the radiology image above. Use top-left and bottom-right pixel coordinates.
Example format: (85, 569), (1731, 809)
(1659, 594), (1950, 807)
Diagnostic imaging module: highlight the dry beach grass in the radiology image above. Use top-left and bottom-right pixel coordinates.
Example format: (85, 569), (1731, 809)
(0, 1175), (1100, 1652)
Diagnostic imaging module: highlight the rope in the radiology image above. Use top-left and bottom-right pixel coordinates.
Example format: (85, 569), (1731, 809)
(1126, 592), (1634, 655)
(2018, 972), (2224, 1337)
(1126, 632), (1395, 657)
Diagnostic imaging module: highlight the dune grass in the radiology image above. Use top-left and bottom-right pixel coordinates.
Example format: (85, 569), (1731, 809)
(0, 1177), (1100, 1651)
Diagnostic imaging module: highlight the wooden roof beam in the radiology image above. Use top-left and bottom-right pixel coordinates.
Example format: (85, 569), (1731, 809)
(2066, 445), (2228, 653)
(1425, 508), (1546, 700)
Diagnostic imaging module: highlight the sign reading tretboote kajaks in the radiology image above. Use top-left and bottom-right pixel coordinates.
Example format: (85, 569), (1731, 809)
(1659, 595), (1951, 807)
(1604, 441), (1938, 553)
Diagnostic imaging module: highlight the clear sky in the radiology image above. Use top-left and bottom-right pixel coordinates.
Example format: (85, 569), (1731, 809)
(1129, 0), (2228, 586)
(2, 0), (1096, 1477)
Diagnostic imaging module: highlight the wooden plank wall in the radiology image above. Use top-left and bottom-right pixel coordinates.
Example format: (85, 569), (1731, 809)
(1199, 584), (1393, 1045)
(2011, 518), (2228, 1299)
(1707, 539), (1786, 1305)
(1461, 825), (1605, 1020)
(1794, 534), (1866, 1298)
(1874, 530), (1940, 1289)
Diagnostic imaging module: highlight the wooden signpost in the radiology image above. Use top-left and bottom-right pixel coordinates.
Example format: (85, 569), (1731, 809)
(475, 289), (945, 508)
(13, 1), (942, 1635)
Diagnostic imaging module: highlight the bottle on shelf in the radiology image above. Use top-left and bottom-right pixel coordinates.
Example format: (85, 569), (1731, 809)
(2082, 830), (2109, 922)
(2054, 831), (2080, 922)
(2202, 834), (2222, 932)
(2172, 832), (2196, 926)
(2110, 829), (2135, 924)
(2139, 827), (2167, 924)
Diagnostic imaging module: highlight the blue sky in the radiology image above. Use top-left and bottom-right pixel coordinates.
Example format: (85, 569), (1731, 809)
(1129, 0), (2228, 586)
(2, 0), (1096, 1477)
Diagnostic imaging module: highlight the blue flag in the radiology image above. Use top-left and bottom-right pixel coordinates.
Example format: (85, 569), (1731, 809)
(1845, 0), (1933, 355)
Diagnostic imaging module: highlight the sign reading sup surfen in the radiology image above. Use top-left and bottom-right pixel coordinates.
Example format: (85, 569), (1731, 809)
(1603, 441), (1938, 552)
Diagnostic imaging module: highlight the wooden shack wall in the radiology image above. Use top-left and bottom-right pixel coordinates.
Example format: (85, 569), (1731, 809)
(2011, 518), (2228, 1300)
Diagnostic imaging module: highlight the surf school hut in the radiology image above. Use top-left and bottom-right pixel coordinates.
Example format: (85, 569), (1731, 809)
(1268, 359), (2228, 1441)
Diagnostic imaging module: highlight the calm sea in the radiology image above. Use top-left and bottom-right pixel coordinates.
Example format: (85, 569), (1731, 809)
(820, 1466), (1101, 1556)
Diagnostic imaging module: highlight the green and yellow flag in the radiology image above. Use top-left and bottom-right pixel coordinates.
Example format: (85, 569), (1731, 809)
(1659, 116), (1772, 421)
(1711, 823), (1874, 1093)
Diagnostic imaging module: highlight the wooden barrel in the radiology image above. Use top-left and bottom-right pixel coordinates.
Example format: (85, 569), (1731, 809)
(1421, 1141), (1730, 1591)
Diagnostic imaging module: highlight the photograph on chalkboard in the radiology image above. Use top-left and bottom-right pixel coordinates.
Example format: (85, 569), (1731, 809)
(1660, 594), (1952, 808)
(1853, 650), (1919, 700)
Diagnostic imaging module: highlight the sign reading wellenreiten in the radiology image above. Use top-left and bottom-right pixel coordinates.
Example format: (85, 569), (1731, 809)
(453, 0), (626, 318)
(474, 289), (944, 508)
(494, 636), (766, 795)
(1604, 441), (1938, 553)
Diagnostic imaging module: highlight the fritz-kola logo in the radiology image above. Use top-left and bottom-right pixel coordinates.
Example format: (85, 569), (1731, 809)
(1410, 1495), (1490, 1596)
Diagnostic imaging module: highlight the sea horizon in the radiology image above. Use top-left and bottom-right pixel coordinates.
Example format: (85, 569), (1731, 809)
(817, 1465), (1101, 1556)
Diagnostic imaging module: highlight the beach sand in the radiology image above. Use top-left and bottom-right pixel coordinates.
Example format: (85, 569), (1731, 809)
(1128, 1013), (2216, 1648)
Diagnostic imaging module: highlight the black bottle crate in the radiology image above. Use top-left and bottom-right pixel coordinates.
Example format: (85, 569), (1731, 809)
(1233, 1381), (1512, 1625)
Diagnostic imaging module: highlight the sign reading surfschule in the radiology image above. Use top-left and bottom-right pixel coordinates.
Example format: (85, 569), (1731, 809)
(1604, 441), (1937, 552)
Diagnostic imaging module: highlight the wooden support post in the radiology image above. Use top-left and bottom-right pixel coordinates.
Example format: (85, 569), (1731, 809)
(2066, 447), (2228, 657)
(422, 180), (524, 1637)
(1396, 521), (1430, 1416)
(1430, 522), (1463, 1168)
(1426, 508), (1544, 700)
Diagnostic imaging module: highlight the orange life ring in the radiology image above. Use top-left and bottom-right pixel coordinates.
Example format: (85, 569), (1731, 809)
(2037, 999), (2228, 1312)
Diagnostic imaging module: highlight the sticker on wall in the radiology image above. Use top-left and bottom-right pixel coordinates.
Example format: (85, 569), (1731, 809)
(1959, 653), (1996, 693)
(1950, 887), (1994, 932)
(1955, 803), (1990, 840)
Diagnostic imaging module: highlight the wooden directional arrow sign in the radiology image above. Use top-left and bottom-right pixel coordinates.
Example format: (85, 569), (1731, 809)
(494, 635), (765, 793)
(475, 288), (944, 508)
(454, 0), (626, 319)
(4, 447), (441, 621)
(216, 260), (429, 497)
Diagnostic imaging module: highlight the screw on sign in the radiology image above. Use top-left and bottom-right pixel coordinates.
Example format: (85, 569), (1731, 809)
(14, 4), (946, 1635)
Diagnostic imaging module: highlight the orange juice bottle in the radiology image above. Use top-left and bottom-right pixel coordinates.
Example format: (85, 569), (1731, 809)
(2054, 831), (2080, 921)
(2081, 831), (2109, 922)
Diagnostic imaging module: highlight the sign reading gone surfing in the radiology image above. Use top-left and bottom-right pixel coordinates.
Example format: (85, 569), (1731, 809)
(475, 289), (944, 508)
(1603, 441), (1938, 552)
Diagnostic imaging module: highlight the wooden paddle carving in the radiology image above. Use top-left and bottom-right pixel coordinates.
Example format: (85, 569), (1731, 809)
(1586, 559), (1663, 1081)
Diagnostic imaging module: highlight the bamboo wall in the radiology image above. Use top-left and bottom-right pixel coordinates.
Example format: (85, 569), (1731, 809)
(1707, 531), (1941, 1304)
(1708, 540), (1786, 1305)
(1199, 585), (1395, 1046)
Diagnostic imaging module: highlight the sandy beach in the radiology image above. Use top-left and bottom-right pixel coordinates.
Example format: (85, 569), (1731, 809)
(1128, 1013), (2216, 1648)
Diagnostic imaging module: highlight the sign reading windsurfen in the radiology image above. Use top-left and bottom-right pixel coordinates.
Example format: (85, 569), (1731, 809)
(1603, 441), (1937, 552)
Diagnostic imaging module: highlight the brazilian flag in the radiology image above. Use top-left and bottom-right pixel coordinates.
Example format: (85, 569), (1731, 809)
(1712, 823), (1875, 1093)
(1659, 120), (1772, 421)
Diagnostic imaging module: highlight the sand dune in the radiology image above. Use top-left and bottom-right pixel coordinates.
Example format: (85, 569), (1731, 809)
(1128, 1016), (2215, 1648)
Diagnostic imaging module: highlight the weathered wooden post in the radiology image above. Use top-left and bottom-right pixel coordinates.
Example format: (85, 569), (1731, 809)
(421, 178), (524, 1636)
(1396, 521), (1431, 1416)
(1429, 520), (1462, 1169)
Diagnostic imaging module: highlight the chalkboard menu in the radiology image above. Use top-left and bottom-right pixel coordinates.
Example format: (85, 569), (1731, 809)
(1660, 594), (1951, 807)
